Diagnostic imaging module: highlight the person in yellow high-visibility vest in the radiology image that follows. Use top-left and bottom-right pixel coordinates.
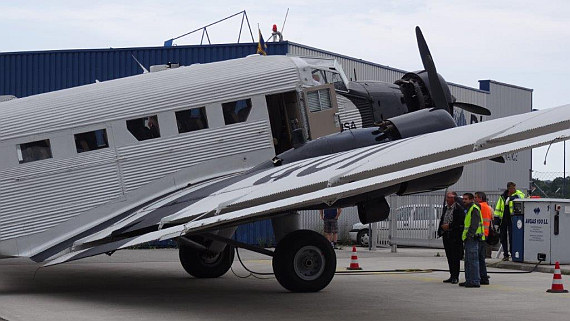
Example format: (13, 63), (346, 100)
(494, 182), (525, 261)
(460, 193), (485, 288)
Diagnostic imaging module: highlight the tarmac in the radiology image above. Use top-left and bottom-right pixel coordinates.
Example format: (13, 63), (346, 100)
(344, 245), (570, 274)
(490, 257), (570, 275)
(1, 246), (569, 321)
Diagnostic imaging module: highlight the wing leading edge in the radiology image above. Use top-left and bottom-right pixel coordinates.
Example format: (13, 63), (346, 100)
(46, 104), (570, 266)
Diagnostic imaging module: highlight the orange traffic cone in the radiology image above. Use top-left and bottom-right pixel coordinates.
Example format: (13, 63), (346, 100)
(547, 261), (568, 293)
(347, 246), (362, 270)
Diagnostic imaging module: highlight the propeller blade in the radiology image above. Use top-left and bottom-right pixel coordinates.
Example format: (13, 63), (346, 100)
(453, 102), (492, 116)
(415, 26), (449, 112)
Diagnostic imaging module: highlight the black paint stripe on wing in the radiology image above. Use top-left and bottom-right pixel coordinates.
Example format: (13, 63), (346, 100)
(112, 174), (246, 236)
(52, 238), (133, 265)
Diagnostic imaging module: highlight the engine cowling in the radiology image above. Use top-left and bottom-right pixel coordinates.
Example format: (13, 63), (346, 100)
(384, 108), (456, 139)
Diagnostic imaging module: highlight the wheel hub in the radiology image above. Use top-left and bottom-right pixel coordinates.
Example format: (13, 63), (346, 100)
(293, 245), (325, 281)
(200, 251), (222, 266)
(362, 233), (369, 245)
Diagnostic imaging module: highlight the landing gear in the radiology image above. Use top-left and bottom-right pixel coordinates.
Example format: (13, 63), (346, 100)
(272, 230), (336, 292)
(179, 242), (235, 278)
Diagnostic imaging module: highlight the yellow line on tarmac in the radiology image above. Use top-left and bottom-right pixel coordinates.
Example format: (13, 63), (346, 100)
(242, 259), (272, 264)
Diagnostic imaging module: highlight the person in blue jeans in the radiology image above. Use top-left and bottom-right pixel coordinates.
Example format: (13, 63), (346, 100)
(320, 208), (342, 248)
(459, 193), (484, 288)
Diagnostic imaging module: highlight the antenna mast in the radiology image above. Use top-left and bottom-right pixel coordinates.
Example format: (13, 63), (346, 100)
(164, 10), (254, 46)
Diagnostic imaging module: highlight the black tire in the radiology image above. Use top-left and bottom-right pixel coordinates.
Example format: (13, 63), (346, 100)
(179, 243), (235, 278)
(272, 230), (336, 292)
(357, 229), (369, 247)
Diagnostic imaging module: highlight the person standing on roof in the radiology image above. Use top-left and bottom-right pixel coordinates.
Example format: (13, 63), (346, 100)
(494, 182), (525, 261)
(271, 24), (283, 42)
(475, 191), (492, 285)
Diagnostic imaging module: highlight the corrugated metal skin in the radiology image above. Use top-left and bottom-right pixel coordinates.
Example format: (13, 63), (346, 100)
(0, 149), (121, 240)
(0, 54), (299, 140)
(118, 120), (272, 192)
(287, 41), (532, 194)
(0, 43), (289, 99)
(0, 42), (534, 246)
(337, 95), (369, 128)
(288, 42), (405, 83)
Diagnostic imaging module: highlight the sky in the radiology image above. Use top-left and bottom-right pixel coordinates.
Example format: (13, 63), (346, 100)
(1, 0), (569, 177)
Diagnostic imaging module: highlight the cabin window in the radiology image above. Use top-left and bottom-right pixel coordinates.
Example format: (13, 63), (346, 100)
(126, 115), (160, 141)
(222, 99), (252, 125)
(17, 139), (53, 163)
(176, 107), (208, 133)
(74, 129), (109, 153)
(307, 88), (332, 112)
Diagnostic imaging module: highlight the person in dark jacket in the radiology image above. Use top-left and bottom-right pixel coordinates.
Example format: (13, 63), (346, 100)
(438, 191), (465, 284)
(494, 182), (525, 261)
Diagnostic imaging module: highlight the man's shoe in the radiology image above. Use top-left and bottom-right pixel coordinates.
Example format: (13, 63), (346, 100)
(480, 279), (490, 285)
(465, 283), (480, 288)
(458, 282), (466, 287)
(502, 256), (510, 261)
(451, 278), (459, 284)
(443, 278), (453, 283)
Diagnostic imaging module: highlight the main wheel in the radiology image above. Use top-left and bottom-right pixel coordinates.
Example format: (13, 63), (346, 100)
(179, 243), (235, 278)
(272, 230), (336, 292)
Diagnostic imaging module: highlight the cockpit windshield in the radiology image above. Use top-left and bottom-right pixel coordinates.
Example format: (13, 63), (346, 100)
(310, 69), (348, 92)
(299, 57), (349, 93)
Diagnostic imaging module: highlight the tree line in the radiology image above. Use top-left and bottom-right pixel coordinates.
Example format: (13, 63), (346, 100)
(531, 176), (570, 198)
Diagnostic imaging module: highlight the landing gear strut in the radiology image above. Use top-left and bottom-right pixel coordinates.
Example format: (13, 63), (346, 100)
(272, 230), (336, 292)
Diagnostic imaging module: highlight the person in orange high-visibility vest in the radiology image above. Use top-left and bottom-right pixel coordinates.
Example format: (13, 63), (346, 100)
(475, 192), (492, 285)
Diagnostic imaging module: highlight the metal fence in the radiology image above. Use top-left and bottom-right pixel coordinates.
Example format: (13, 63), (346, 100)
(299, 207), (360, 242)
(301, 190), (504, 248)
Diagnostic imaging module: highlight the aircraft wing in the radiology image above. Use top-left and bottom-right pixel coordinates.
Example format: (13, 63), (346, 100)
(46, 104), (570, 266)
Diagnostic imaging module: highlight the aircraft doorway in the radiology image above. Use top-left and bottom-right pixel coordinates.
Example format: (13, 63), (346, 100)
(266, 91), (301, 155)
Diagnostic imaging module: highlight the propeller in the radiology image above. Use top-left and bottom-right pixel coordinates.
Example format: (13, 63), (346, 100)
(415, 26), (491, 116)
(415, 26), (449, 112)
(453, 102), (491, 116)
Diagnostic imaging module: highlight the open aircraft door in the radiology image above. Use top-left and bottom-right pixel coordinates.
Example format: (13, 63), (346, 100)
(303, 84), (340, 139)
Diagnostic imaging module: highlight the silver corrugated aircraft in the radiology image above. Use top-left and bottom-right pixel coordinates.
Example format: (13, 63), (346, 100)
(1, 27), (569, 292)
